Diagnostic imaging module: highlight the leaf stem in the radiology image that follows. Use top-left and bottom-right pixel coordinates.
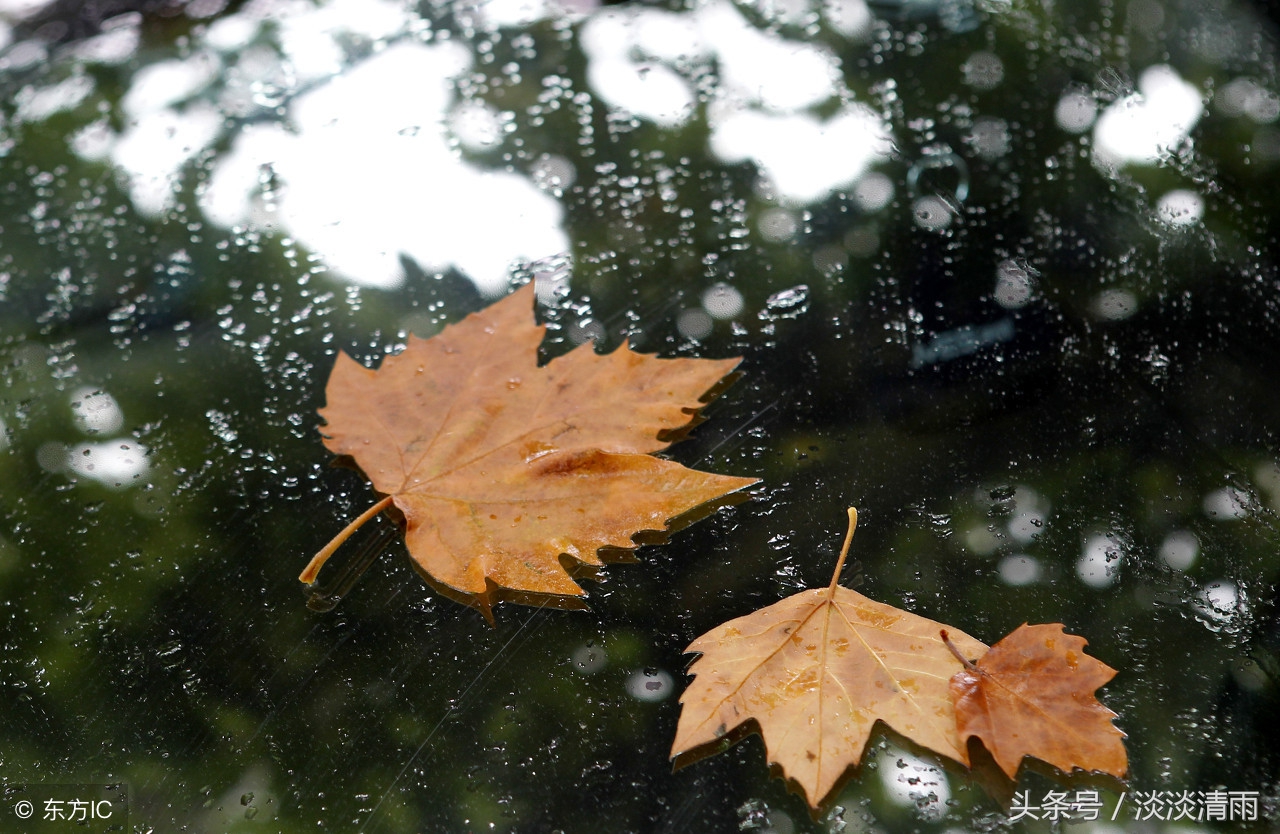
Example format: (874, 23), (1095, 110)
(827, 507), (858, 596)
(306, 521), (399, 611)
(940, 629), (980, 672)
(299, 494), (395, 584)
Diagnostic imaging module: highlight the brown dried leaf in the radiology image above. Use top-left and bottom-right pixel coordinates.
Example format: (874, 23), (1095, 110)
(671, 510), (988, 808)
(300, 283), (756, 618)
(949, 622), (1128, 780)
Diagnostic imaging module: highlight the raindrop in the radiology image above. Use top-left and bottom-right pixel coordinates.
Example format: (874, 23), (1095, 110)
(571, 644), (607, 674)
(773, 561), (805, 591)
(924, 512), (952, 538)
(625, 668), (673, 702)
(988, 483), (1016, 507)
(737, 798), (770, 830)
(758, 285), (810, 321)
(206, 409), (238, 443)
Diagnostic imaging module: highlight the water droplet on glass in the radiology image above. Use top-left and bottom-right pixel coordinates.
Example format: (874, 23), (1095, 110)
(624, 668), (673, 702)
(571, 644), (607, 674)
(759, 285), (810, 321)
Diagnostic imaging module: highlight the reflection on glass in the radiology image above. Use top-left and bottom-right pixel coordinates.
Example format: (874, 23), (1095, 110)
(1157, 189), (1205, 226)
(1160, 530), (1200, 571)
(1093, 65), (1202, 168)
(998, 554), (1042, 586)
(1078, 533), (1125, 589)
(878, 746), (950, 819)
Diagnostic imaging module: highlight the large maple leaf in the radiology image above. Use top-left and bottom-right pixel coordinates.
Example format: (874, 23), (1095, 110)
(947, 622), (1128, 780)
(671, 510), (988, 808)
(299, 283), (757, 618)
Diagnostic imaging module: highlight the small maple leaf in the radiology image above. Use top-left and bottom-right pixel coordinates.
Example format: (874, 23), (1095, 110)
(299, 283), (757, 619)
(946, 622), (1128, 780)
(671, 509), (988, 809)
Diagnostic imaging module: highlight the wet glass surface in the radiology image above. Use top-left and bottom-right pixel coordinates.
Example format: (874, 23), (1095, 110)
(1, 0), (1279, 830)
